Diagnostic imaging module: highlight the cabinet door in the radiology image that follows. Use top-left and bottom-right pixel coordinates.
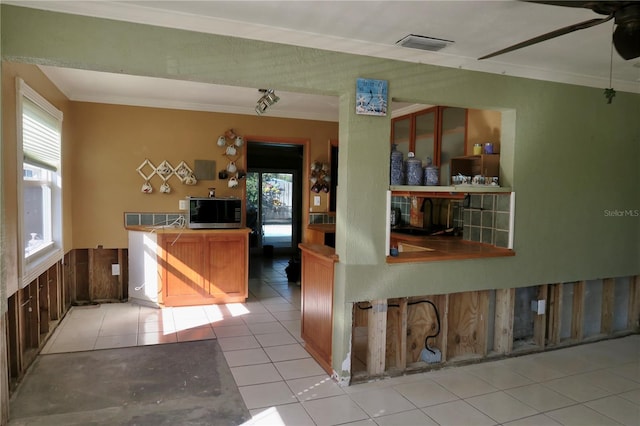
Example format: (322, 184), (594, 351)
(205, 235), (247, 299)
(391, 115), (411, 158)
(160, 234), (210, 305)
(414, 108), (437, 166)
(439, 107), (467, 185)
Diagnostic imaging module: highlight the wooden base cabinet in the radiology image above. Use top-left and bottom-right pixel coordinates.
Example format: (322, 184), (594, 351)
(159, 230), (249, 307)
(299, 244), (338, 375)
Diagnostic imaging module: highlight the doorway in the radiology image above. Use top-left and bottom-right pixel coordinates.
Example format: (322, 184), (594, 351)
(246, 142), (304, 257)
(247, 171), (295, 252)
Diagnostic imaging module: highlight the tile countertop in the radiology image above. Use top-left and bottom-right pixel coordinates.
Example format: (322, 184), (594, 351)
(388, 233), (514, 263)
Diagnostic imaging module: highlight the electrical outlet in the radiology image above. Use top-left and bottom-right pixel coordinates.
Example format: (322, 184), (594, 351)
(537, 300), (546, 315)
(531, 300), (546, 315)
(111, 264), (120, 276)
(179, 199), (187, 210)
(314, 195), (321, 206)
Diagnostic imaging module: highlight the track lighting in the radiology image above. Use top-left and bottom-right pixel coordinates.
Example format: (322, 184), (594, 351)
(255, 89), (280, 115)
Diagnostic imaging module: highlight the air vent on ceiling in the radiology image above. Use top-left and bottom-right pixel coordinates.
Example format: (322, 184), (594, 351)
(396, 34), (454, 52)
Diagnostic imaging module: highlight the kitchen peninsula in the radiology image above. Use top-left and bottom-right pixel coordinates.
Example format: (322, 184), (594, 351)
(127, 226), (250, 307)
(307, 223), (336, 247)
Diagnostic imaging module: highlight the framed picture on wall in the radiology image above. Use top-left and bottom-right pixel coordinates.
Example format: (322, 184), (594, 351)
(356, 78), (388, 116)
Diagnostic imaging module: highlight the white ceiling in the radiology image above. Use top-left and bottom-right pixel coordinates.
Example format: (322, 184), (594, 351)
(10, 0), (640, 121)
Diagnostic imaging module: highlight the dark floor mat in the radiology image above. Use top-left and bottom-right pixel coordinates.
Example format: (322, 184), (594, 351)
(9, 340), (250, 425)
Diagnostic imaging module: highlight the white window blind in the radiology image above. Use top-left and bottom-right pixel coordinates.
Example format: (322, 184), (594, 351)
(22, 96), (61, 171)
(17, 78), (64, 288)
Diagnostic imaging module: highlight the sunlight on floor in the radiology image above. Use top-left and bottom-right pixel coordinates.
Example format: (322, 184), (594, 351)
(242, 407), (285, 425)
(227, 302), (251, 317)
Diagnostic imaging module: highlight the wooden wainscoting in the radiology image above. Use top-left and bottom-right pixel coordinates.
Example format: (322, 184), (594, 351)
(299, 243), (338, 375)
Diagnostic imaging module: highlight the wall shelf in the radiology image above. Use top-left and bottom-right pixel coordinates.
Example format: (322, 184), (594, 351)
(390, 185), (512, 194)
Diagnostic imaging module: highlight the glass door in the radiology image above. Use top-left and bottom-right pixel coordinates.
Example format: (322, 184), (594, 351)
(246, 171), (295, 254)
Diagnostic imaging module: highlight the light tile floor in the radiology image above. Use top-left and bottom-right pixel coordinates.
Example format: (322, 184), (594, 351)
(42, 256), (640, 426)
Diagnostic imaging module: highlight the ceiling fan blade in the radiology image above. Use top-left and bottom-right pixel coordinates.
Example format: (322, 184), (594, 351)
(527, 1), (632, 16)
(479, 14), (613, 60)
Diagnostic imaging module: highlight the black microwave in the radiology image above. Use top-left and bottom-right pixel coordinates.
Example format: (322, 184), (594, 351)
(187, 197), (242, 229)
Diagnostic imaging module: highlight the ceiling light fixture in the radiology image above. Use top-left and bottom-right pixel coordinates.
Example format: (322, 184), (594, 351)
(255, 89), (280, 115)
(395, 34), (454, 52)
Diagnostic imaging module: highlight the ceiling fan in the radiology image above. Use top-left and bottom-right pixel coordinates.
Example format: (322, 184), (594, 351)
(479, 1), (640, 60)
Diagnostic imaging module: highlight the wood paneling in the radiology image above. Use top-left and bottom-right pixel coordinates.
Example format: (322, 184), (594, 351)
(63, 252), (73, 307)
(406, 296), (447, 363)
(6, 296), (20, 385)
(0, 317), (8, 423)
(72, 249), (90, 301)
(571, 281), (585, 341)
(47, 264), (60, 321)
(206, 236), (247, 298)
(300, 244), (337, 375)
(601, 278), (615, 335)
(38, 274), (50, 335)
(89, 248), (122, 301)
(533, 285), (548, 348)
(161, 235), (207, 301)
(352, 275), (639, 380)
(67, 248), (127, 304)
(494, 288), (515, 353)
(159, 231), (249, 306)
(629, 276), (640, 331)
(385, 298), (407, 371)
(547, 284), (562, 345)
(367, 299), (387, 376)
(446, 291), (488, 360)
(4, 257), (72, 398)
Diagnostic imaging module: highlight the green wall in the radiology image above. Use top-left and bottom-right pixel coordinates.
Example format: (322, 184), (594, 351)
(2, 5), (639, 379)
(0, 2), (4, 317)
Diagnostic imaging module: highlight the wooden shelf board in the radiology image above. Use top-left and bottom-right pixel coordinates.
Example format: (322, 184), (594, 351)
(390, 185), (512, 193)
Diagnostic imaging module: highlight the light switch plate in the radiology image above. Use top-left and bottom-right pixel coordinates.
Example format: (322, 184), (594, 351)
(314, 195), (321, 206)
(179, 199), (187, 210)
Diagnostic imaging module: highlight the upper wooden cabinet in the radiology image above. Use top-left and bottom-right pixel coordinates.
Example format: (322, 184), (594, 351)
(466, 108), (502, 154)
(391, 106), (501, 186)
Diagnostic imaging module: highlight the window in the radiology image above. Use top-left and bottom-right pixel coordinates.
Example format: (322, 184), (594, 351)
(17, 79), (63, 286)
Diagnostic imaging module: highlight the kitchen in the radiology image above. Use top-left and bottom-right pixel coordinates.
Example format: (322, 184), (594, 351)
(1, 4), (638, 400)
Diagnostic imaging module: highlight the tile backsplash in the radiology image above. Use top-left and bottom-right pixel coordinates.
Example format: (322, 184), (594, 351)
(309, 212), (336, 224)
(390, 196), (464, 230)
(125, 212), (185, 227)
(463, 193), (512, 248)
(390, 193), (513, 249)
(130, 211), (336, 228)
(129, 194), (513, 248)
